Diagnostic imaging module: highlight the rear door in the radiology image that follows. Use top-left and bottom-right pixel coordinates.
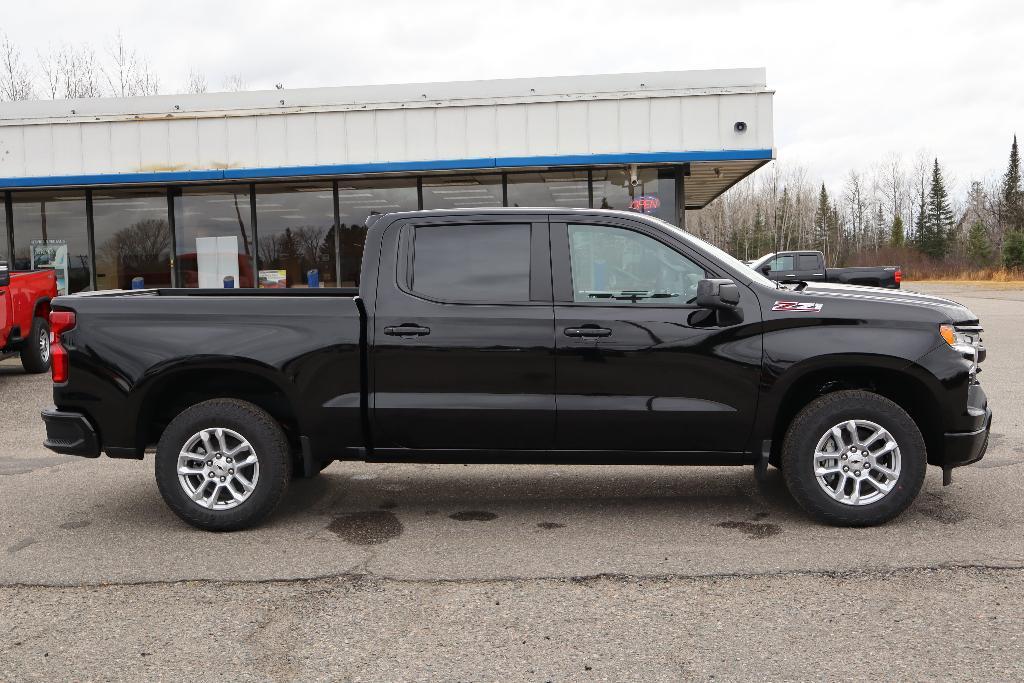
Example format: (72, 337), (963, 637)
(370, 214), (555, 451)
(551, 217), (762, 453)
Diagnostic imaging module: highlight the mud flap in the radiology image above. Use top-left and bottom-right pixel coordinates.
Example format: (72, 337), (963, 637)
(754, 439), (771, 482)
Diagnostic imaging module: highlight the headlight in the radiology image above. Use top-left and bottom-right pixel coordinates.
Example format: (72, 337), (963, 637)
(940, 324), (984, 375)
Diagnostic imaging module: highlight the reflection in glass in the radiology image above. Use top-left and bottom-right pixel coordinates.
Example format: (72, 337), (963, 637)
(255, 183), (335, 288)
(93, 189), (171, 290)
(421, 175), (502, 210)
(0, 202), (7, 264)
(337, 178), (418, 286)
(174, 185), (254, 288)
(567, 224), (705, 304)
(591, 168), (678, 225)
(507, 171), (590, 208)
(12, 190), (90, 294)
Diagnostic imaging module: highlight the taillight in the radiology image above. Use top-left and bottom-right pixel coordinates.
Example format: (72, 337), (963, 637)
(895, 269), (902, 285)
(49, 311), (76, 383)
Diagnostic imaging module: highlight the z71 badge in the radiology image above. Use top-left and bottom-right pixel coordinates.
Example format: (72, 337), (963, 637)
(772, 301), (823, 312)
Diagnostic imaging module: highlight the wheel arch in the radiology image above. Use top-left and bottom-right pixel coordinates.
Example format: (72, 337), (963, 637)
(135, 361), (304, 460)
(760, 354), (944, 466)
(32, 296), (52, 320)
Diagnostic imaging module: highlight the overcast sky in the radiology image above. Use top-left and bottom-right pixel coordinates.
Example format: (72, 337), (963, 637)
(3, 0), (1021, 190)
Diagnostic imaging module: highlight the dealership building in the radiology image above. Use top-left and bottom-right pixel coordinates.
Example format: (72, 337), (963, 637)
(0, 68), (773, 293)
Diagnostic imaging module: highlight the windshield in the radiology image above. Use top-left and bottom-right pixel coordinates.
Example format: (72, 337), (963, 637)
(748, 252), (774, 270)
(642, 216), (777, 288)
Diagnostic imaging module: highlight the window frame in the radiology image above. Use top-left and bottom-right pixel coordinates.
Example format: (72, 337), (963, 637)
(550, 217), (722, 309)
(394, 214), (552, 306)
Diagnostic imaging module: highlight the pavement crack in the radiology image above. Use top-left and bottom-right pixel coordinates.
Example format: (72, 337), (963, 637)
(3, 561), (1023, 591)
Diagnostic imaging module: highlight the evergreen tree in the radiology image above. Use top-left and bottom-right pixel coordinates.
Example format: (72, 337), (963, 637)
(966, 221), (991, 266)
(920, 159), (954, 259)
(1002, 135), (1023, 233)
(812, 183), (830, 254)
(890, 215), (905, 248)
(1004, 231), (1024, 270)
(913, 186), (927, 250)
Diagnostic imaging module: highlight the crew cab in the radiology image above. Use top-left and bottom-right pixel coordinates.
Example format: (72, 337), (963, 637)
(0, 261), (57, 373)
(749, 250), (902, 289)
(41, 209), (989, 531)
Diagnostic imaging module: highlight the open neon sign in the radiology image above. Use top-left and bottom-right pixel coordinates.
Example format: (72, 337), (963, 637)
(630, 195), (660, 212)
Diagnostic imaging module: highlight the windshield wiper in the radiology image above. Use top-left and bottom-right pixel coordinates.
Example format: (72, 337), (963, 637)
(582, 290), (680, 302)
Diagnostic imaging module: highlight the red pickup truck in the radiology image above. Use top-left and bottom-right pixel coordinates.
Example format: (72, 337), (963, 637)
(0, 261), (58, 373)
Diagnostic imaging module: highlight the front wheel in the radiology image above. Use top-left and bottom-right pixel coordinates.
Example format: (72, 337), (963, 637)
(20, 317), (51, 374)
(781, 390), (927, 526)
(155, 399), (291, 531)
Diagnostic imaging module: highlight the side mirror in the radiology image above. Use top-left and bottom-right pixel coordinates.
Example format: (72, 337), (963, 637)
(696, 278), (741, 309)
(759, 264), (772, 278)
(0, 262), (9, 287)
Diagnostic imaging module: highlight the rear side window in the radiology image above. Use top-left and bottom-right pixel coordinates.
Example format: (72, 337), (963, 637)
(411, 224), (531, 302)
(797, 254), (821, 270)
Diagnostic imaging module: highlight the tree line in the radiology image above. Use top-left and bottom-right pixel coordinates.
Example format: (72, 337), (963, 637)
(688, 137), (1024, 276)
(0, 30), (246, 99)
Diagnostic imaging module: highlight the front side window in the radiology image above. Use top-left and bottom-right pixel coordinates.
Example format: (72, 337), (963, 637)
(568, 224), (705, 304)
(411, 224), (531, 302)
(769, 254), (795, 272)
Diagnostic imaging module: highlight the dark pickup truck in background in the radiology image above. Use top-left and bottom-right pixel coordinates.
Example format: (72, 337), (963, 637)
(42, 208), (988, 531)
(0, 262), (57, 373)
(749, 250), (902, 289)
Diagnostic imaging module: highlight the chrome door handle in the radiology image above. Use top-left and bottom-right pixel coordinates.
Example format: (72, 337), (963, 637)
(564, 326), (612, 338)
(384, 324), (431, 336)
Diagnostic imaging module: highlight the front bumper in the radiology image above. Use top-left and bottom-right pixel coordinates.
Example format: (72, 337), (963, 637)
(41, 407), (100, 457)
(942, 383), (991, 469)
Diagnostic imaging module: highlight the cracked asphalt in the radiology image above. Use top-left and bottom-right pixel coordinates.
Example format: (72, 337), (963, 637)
(2, 282), (1023, 681)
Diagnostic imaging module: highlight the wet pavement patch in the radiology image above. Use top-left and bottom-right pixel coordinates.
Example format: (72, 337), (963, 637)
(58, 519), (91, 530)
(328, 511), (403, 545)
(7, 537), (38, 553)
(536, 522), (565, 530)
(449, 510), (498, 522)
(378, 500), (397, 510)
(716, 520), (782, 539)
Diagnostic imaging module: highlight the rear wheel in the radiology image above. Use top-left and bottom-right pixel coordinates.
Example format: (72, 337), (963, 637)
(20, 317), (50, 374)
(155, 399), (291, 531)
(781, 390), (926, 526)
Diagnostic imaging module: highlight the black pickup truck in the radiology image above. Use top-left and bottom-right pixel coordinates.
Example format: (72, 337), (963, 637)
(41, 208), (990, 531)
(749, 250), (902, 289)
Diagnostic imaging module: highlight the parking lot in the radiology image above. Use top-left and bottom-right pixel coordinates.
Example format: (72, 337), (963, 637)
(2, 282), (1023, 680)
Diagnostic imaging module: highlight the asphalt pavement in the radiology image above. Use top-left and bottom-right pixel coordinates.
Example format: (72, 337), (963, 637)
(1, 282), (1022, 681)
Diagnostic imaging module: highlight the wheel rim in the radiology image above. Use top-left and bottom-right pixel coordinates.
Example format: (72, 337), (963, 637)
(39, 328), (49, 363)
(813, 419), (901, 506)
(177, 427), (260, 510)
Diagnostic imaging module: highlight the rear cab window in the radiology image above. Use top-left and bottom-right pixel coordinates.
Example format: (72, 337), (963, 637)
(408, 223), (532, 303)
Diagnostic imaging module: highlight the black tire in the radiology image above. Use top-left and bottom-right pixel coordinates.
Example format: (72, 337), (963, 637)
(20, 316), (51, 374)
(781, 390), (926, 526)
(155, 399), (291, 531)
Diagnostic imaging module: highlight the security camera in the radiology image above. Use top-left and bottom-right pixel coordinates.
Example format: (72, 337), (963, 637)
(734, 121), (748, 133)
(629, 164), (640, 187)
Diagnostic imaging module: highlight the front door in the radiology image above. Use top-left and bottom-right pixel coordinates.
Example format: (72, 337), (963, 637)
(371, 216), (555, 451)
(551, 219), (762, 454)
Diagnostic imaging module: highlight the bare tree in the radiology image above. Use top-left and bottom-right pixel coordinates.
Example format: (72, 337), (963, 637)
(104, 31), (159, 97)
(185, 68), (208, 94)
(0, 34), (33, 100)
(39, 43), (104, 99)
(222, 73), (247, 92)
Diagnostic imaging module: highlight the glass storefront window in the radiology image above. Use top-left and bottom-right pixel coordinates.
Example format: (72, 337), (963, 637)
(11, 190), (90, 294)
(255, 183), (335, 288)
(92, 189), (171, 290)
(173, 185), (254, 288)
(0, 196), (7, 265)
(337, 178), (418, 286)
(591, 168), (678, 225)
(507, 171), (590, 208)
(421, 174), (502, 210)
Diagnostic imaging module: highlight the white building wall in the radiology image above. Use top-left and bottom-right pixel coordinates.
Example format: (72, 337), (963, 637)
(0, 69), (774, 182)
